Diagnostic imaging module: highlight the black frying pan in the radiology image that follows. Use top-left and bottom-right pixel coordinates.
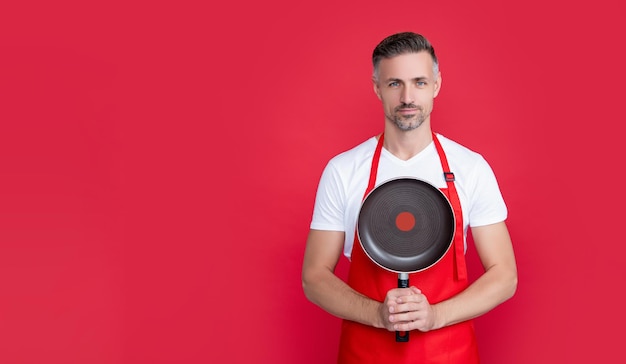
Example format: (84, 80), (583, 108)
(357, 177), (455, 342)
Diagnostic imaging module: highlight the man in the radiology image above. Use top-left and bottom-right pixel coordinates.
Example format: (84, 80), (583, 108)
(302, 32), (518, 363)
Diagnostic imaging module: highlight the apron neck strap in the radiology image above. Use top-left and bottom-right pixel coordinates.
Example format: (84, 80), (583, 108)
(432, 132), (467, 281)
(432, 132), (455, 190)
(363, 133), (385, 200)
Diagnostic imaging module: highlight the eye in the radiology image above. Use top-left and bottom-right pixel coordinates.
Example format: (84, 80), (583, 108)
(388, 81), (400, 87)
(416, 81), (427, 87)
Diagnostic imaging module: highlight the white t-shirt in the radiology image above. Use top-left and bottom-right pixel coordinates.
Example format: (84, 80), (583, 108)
(310, 133), (508, 260)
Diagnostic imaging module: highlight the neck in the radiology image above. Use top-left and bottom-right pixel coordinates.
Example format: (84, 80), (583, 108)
(382, 124), (433, 161)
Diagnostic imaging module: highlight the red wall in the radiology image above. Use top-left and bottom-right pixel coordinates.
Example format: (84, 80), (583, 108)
(1, 1), (625, 363)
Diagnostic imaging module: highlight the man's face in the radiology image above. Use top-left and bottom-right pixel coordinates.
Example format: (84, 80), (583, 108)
(373, 52), (441, 131)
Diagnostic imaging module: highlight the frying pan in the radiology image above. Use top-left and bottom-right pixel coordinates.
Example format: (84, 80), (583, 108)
(357, 177), (455, 342)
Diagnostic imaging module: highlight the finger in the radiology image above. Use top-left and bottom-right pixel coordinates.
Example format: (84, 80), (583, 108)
(393, 322), (422, 332)
(396, 292), (425, 304)
(388, 300), (418, 313)
(389, 310), (420, 324)
(393, 320), (417, 332)
(386, 288), (415, 306)
(389, 287), (416, 297)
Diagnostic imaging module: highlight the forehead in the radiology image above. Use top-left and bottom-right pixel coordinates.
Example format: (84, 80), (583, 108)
(377, 52), (435, 79)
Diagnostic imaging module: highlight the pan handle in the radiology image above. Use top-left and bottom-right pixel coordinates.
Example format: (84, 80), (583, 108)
(395, 273), (409, 342)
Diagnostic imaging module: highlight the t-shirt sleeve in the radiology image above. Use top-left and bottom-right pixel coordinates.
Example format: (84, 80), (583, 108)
(467, 156), (508, 227)
(310, 161), (346, 231)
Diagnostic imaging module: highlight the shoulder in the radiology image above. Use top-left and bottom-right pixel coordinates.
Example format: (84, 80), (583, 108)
(435, 133), (484, 162)
(435, 133), (499, 189)
(435, 133), (493, 172)
(315, 136), (378, 194)
(436, 133), (507, 225)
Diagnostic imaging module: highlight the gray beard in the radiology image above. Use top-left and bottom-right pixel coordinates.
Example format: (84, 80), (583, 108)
(386, 113), (425, 131)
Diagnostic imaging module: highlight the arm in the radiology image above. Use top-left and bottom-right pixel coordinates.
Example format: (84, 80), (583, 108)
(302, 229), (388, 329)
(391, 221), (518, 332)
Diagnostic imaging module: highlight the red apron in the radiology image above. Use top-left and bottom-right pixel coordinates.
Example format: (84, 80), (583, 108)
(338, 133), (480, 364)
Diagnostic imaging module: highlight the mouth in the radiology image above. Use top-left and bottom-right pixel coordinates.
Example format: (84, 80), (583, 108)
(396, 104), (421, 114)
(397, 108), (419, 117)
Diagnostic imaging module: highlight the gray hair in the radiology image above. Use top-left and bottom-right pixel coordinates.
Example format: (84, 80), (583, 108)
(372, 32), (439, 81)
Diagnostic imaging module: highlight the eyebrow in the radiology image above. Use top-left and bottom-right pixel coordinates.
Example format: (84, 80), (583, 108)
(385, 77), (429, 83)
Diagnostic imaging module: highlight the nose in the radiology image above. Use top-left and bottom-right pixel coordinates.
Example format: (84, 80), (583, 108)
(400, 86), (414, 105)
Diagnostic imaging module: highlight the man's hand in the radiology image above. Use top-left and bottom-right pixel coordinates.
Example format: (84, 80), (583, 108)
(380, 286), (437, 332)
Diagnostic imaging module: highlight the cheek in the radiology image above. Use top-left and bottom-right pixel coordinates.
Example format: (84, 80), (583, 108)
(381, 91), (400, 106)
(429, 86), (439, 99)
(418, 92), (435, 105)
(381, 88), (399, 99)
(383, 99), (398, 111)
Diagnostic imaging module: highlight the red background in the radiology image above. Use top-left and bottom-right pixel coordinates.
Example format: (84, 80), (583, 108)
(1, 1), (625, 363)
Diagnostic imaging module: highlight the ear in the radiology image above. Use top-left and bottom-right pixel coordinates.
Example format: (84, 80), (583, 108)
(433, 72), (442, 98)
(372, 77), (382, 100)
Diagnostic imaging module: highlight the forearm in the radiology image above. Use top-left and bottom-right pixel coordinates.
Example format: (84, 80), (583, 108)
(429, 222), (518, 329)
(303, 267), (385, 328)
(432, 263), (517, 329)
(302, 229), (386, 328)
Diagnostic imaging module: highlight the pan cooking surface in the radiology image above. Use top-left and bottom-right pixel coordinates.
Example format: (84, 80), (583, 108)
(357, 178), (455, 273)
